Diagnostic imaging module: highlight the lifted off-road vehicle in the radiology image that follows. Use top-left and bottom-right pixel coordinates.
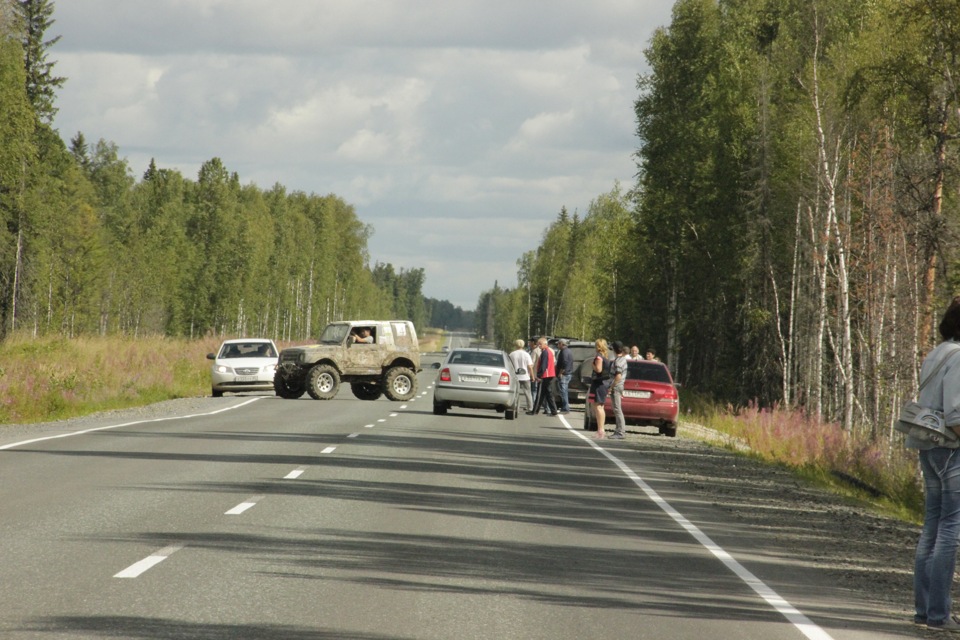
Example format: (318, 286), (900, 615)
(274, 320), (420, 401)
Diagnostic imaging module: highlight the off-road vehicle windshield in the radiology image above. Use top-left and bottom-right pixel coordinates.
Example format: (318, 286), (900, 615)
(319, 324), (349, 345)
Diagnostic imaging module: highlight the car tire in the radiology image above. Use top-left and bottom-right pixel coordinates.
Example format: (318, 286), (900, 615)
(433, 401), (447, 415)
(212, 388), (223, 398)
(274, 371), (305, 399)
(350, 382), (382, 401)
(505, 402), (518, 420)
(306, 364), (340, 400)
(660, 423), (678, 438)
(383, 367), (417, 401)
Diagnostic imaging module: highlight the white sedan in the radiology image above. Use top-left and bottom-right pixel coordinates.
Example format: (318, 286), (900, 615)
(207, 339), (279, 397)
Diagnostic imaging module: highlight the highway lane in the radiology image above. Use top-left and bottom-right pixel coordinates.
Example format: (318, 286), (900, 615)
(0, 366), (902, 639)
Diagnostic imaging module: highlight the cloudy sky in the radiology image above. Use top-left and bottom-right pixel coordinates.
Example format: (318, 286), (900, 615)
(50, 1), (673, 309)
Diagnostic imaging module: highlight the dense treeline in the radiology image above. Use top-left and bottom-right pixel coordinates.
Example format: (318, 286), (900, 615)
(480, 0), (960, 435)
(0, 2), (468, 341)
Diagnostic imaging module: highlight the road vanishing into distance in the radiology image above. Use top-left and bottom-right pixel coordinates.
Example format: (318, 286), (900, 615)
(0, 335), (902, 639)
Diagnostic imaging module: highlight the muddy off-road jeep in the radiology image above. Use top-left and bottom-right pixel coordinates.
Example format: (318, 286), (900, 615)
(274, 320), (420, 401)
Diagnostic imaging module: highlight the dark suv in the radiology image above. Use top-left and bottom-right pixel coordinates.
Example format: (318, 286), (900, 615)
(547, 338), (595, 406)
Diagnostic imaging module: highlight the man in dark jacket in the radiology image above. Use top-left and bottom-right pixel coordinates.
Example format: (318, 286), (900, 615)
(556, 339), (574, 414)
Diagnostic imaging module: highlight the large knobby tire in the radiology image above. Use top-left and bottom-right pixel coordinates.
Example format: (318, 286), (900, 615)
(383, 366), (417, 401)
(274, 371), (305, 399)
(351, 382), (382, 401)
(307, 364), (340, 400)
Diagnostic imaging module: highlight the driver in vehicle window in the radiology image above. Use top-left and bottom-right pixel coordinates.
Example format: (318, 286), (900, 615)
(350, 327), (374, 344)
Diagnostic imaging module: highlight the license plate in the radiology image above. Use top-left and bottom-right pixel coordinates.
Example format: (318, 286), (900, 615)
(625, 390), (651, 399)
(460, 375), (487, 382)
(235, 375), (257, 382)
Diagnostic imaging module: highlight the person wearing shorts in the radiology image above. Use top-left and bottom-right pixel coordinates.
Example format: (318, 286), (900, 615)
(588, 338), (611, 439)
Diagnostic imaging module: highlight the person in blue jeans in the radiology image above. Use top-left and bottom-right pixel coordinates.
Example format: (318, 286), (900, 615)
(555, 339), (574, 414)
(912, 297), (960, 631)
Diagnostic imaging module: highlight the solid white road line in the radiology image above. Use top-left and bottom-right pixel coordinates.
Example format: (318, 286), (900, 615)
(225, 495), (263, 515)
(558, 415), (835, 640)
(114, 545), (184, 578)
(0, 398), (263, 451)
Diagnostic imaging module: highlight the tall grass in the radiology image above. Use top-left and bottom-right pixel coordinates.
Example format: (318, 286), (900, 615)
(0, 334), (220, 424)
(689, 397), (924, 521)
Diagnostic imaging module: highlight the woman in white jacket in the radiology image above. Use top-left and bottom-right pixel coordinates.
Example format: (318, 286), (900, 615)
(912, 296), (960, 631)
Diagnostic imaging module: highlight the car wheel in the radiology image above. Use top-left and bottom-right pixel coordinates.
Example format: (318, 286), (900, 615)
(350, 382), (382, 401)
(505, 401), (518, 420)
(212, 388), (223, 398)
(583, 407), (595, 431)
(384, 367), (417, 401)
(660, 423), (678, 438)
(433, 401), (447, 415)
(306, 364), (340, 400)
(274, 370), (305, 399)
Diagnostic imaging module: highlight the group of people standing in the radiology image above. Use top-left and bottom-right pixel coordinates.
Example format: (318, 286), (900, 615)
(507, 337), (658, 436)
(507, 336), (572, 417)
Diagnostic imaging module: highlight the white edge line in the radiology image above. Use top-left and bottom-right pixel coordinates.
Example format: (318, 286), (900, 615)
(114, 544), (184, 578)
(558, 415), (835, 640)
(0, 398), (263, 451)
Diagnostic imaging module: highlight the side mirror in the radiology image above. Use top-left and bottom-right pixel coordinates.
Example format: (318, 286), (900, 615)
(432, 362), (441, 369)
(206, 353), (216, 360)
(516, 368), (525, 375)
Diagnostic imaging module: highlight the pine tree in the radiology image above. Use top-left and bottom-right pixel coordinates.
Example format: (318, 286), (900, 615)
(17, 0), (65, 123)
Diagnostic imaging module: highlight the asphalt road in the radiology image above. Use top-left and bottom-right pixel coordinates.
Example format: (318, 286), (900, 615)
(0, 359), (903, 639)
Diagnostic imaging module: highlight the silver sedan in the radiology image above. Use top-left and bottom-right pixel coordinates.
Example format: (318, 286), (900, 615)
(432, 348), (521, 420)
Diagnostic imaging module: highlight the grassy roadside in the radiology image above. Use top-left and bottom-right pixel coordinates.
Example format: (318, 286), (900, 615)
(680, 392), (924, 523)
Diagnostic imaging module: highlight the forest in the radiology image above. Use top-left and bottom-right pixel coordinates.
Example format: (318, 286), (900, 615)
(477, 0), (960, 435)
(0, 1), (473, 343)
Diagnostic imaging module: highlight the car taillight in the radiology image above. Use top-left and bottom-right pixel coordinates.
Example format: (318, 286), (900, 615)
(498, 372), (510, 385)
(440, 368), (451, 382)
(658, 386), (679, 402)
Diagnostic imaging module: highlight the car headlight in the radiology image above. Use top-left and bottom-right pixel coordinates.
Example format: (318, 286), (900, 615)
(264, 364), (277, 374)
(215, 365), (232, 374)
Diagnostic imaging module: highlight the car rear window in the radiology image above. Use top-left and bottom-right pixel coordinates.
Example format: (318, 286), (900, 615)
(449, 351), (505, 367)
(626, 361), (672, 383)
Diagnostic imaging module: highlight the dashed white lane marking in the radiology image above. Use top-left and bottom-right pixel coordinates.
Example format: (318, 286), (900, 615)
(377, 419), (387, 423)
(0, 398), (263, 451)
(321, 446), (337, 454)
(557, 415), (835, 640)
(347, 433), (359, 439)
(389, 413), (398, 417)
(364, 424), (375, 429)
(399, 405), (408, 409)
(285, 468), (305, 479)
(114, 544), (184, 578)
(225, 495), (263, 515)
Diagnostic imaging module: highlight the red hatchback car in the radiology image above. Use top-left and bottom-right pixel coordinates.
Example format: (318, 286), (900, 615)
(583, 360), (680, 437)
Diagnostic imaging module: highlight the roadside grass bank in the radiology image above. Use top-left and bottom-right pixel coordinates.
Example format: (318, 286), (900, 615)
(681, 391), (924, 523)
(0, 329), (447, 426)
